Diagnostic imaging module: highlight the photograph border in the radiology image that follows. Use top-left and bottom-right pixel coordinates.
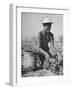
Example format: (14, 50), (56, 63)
(9, 4), (70, 86)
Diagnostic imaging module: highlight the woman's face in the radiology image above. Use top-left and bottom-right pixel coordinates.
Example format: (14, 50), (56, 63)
(43, 23), (51, 33)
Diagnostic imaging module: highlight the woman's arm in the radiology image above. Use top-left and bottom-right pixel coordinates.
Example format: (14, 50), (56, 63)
(49, 35), (60, 55)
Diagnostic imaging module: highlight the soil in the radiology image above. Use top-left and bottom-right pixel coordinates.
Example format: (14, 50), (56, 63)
(22, 69), (56, 77)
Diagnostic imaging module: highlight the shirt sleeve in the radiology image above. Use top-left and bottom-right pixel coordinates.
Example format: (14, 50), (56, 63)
(50, 33), (54, 41)
(50, 33), (54, 47)
(37, 32), (42, 48)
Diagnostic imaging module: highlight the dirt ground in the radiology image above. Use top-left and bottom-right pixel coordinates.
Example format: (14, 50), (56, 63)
(22, 69), (56, 77)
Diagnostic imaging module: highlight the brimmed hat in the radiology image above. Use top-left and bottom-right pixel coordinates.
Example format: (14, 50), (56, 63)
(42, 18), (53, 24)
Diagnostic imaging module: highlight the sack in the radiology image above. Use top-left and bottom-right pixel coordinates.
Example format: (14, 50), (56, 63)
(49, 47), (57, 57)
(43, 60), (50, 69)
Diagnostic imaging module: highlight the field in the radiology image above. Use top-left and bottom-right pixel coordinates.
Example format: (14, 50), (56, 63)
(21, 40), (63, 77)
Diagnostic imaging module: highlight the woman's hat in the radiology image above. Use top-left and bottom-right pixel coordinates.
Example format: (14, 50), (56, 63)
(42, 18), (53, 24)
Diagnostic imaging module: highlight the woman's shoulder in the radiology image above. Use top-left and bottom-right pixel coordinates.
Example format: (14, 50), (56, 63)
(38, 31), (43, 36)
(49, 32), (54, 36)
(39, 31), (42, 34)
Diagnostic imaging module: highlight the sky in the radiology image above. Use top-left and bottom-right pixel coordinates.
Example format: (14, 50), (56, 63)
(21, 12), (63, 41)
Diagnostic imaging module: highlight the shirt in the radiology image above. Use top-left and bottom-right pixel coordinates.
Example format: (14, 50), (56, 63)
(38, 31), (54, 53)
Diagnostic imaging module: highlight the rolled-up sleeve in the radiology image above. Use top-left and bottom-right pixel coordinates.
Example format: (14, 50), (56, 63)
(51, 34), (54, 41)
(50, 33), (54, 47)
(37, 32), (41, 48)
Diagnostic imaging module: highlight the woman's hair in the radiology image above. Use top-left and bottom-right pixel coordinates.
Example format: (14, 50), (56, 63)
(43, 23), (52, 27)
(43, 23), (52, 30)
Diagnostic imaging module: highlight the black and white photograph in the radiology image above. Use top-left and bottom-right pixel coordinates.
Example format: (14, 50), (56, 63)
(21, 12), (63, 77)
